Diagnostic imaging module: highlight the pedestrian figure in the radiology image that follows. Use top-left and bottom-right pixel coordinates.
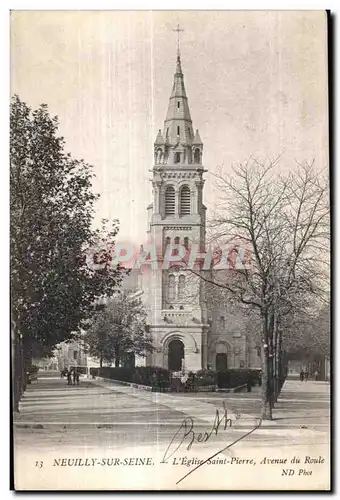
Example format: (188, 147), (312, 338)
(314, 370), (319, 381)
(304, 370), (308, 382)
(76, 372), (80, 385)
(300, 370), (304, 382)
(67, 370), (72, 386)
(72, 369), (77, 386)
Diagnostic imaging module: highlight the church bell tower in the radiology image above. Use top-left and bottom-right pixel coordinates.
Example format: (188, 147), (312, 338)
(144, 29), (209, 373)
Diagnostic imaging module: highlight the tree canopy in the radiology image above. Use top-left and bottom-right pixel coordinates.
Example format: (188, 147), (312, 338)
(192, 156), (329, 419)
(10, 95), (125, 357)
(84, 290), (154, 367)
(283, 302), (330, 359)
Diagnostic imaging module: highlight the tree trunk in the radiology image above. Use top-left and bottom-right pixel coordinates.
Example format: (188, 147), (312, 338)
(23, 336), (33, 390)
(261, 311), (272, 420)
(11, 319), (20, 412)
(268, 347), (274, 408)
(18, 334), (25, 396)
(273, 321), (282, 403)
(12, 310), (25, 405)
(270, 309), (278, 405)
(100, 354), (103, 368)
(115, 345), (120, 368)
(261, 349), (272, 420)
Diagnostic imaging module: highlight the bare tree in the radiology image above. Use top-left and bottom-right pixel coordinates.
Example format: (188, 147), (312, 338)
(192, 157), (329, 419)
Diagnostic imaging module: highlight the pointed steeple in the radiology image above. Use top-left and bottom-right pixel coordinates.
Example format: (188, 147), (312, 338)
(192, 129), (203, 145)
(163, 54), (194, 146)
(155, 129), (165, 145)
(153, 33), (203, 167)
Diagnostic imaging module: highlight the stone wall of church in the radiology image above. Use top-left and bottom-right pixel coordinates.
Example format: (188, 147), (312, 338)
(207, 306), (261, 370)
(125, 268), (262, 372)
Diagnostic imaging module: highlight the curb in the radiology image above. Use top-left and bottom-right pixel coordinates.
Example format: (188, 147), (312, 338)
(216, 384), (258, 393)
(94, 377), (153, 392)
(13, 422), (120, 430)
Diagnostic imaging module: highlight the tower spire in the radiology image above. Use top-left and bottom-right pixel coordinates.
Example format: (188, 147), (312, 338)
(173, 24), (184, 60)
(153, 25), (203, 165)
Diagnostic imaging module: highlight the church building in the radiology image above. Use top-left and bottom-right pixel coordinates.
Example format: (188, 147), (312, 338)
(139, 44), (261, 374)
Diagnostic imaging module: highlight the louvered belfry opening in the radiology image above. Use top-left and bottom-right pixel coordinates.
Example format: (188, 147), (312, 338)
(165, 186), (175, 215)
(168, 274), (176, 301)
(180, 185), (191, 215)
(178, 275), (185, 299)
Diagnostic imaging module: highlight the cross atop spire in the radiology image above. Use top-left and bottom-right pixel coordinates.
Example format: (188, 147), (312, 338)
(173, 24), (184, 59)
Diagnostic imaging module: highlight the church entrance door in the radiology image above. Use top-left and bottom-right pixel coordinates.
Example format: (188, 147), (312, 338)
(216, 353), (228, 371)
(168, 339), (184, 372)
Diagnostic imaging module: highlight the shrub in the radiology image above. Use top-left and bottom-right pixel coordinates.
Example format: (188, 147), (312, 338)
(90, 367), (99, 377)
(183, 370), (217, 391)
(194, 376), (215, 387)
(217, 369), (261, 389)
(91, 366), (261, 392)
(27, 365), (39, 374)
(195, 369), (218, 379)
(99, 367), (131, 382)
(95, 366), (171, 390)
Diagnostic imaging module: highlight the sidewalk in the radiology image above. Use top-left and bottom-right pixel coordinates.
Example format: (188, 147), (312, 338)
(272, 379), (330, 434)
(91, 377), (330, 443)
(13, 377), (330, 490)
(14, 375), (330, 443)
(14, 379), (330, 436)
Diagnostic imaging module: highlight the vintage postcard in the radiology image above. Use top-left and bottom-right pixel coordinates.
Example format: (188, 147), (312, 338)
(11, 10), (330, 491)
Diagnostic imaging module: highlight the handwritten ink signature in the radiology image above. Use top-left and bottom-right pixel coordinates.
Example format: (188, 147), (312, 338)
(176, 417), (262, 485)
(161, 401), (239, 465)
(160, 401), (262, 485)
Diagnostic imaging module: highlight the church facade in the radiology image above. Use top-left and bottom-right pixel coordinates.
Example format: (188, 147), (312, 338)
(138, 49), (261, 373)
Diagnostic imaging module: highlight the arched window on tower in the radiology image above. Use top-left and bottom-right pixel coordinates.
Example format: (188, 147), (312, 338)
(174, 152), (181, 164)
(220, 316), (226, 330)
(188, 147), (192, 164)
(184, 237), (189, 250)
(156, 148), (162, 164)
(180, 186), (191, 216)
(194, 148), (201, 164)
(178, 275), (185, 299)
(174, 236), (180, 256)
(168, 275), (176, 301)
(165, 186), (175, 215)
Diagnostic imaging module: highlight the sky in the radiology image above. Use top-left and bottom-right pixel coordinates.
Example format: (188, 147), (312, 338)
(10, 10), (329, 244)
